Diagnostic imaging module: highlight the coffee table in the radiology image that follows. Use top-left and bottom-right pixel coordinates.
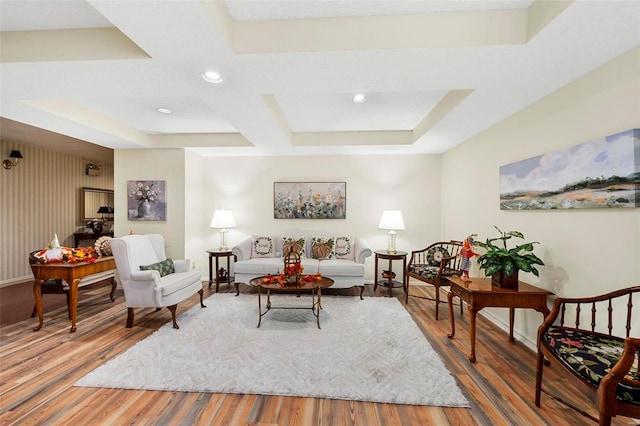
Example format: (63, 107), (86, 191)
(249, 275), (334, 329)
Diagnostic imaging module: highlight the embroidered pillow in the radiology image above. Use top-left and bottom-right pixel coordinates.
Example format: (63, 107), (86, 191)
(311, 236), (335, 260)
(334, 236), (355, 260)
(251, 236), (276, 258)
(140, 258), (175, 277)
(282, 236), (306, 258)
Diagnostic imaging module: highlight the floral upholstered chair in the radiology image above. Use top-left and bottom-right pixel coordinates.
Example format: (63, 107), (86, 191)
(405, 241), (463, 320)
(535, 286), (640, 425)
(110, 234), (205, 329)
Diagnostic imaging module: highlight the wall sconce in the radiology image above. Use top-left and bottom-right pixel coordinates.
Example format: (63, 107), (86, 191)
(2, 150), (23, 170)
(378, 210), (406, 254)
(210, 209), (236, 251)
(85, 162), (101, 176)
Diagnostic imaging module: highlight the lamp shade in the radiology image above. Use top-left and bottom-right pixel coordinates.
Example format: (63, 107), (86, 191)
(97, 206), (111, 214)
(210, 210), (236, 229)
(378, 210), (405, 230)
(9, 150), (22, 159)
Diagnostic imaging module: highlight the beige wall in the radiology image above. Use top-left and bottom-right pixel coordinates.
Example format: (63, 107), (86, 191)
(441, 47), (640, 349)
(113, 151), (442, 281)
(113, 149), (187, 261)
(0, 141), (113, 285)
(196, 154), (442, 281)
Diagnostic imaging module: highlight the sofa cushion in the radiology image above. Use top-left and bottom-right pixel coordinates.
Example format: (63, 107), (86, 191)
(159, 270), (202, 296)
(140, 258), (175, 277)
(334, 236), (355, 260)
(409, 264), (459, 281)
(299, 258), (319, 274)
(318, 259), (364, 277)
(543, 327), (640, 406)
(311, 236), (335, 259)
(282, 236), (306, 258)
(235, 258), (281, 275)
(251, 236), (276, 258)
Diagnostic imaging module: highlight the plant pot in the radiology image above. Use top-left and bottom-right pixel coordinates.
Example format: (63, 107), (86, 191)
(491, 269), (519, 289)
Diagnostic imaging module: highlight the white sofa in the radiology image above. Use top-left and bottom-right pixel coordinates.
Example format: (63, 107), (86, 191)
(232, 231), (372, 298)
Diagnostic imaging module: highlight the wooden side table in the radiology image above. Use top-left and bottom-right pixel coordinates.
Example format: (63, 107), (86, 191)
(207, 249), (238, 295)
(446, 276), (553, 362)
(373, 250), (407, 297)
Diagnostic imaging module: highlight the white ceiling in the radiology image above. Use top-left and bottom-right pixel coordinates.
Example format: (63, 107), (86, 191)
(1, 0), (639, 159)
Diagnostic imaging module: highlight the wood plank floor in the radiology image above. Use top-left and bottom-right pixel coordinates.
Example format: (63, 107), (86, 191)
(0, 281), (629, 425)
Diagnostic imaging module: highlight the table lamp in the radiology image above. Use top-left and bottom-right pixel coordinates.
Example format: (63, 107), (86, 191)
(378, 210), (405, 254)
(210, 209), (236, 250)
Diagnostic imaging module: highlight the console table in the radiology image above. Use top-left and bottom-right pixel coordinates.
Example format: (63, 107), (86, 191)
(446, 276), (553, 362)
(74, 231), (113, 248)
(31, 256), (116, 333)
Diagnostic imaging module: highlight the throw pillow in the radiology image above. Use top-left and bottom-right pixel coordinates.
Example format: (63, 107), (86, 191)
(334, 236), (355, 260)
(282, 236), (306, 258)
(311, 236), (335, 260)
(251, 236), (276, 258)
(140, 258), (175, 277)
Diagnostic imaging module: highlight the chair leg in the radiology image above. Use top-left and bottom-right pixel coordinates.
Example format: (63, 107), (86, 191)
(66, 292), (71, 319)
(359, 285), (365, 300)
(109, 278), (117, 302)
(167, 304), (179, 329)
(598, 414), (612, 426)
(126, 307), (135, 328)
(435, 284), (440, 320)
(199, 288), (206, 308)
(535, 348), (545, 407)
(405, 280), (410, 304)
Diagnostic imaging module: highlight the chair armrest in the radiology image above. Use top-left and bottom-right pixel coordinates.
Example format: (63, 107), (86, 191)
(598, 337), (640, 416)
(232, 238), (252, 261)
(355, 237), (372, 264)
(130, 269), (162, 283)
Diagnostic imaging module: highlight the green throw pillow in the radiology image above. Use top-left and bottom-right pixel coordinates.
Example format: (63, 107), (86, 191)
(140, 258), (175, 277)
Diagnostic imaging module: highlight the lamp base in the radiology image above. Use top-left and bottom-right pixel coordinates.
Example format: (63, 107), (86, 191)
(387, 230), (397, 254)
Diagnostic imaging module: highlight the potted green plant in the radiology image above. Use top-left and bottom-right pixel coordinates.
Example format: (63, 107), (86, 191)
(474, 226), (544, 288)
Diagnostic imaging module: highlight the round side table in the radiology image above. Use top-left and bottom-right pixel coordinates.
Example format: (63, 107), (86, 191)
(373, 250), (407, 297)
(207, 249), (238, 295)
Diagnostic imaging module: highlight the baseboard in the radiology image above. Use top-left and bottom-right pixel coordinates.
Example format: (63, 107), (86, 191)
(0, 276), (32, 288)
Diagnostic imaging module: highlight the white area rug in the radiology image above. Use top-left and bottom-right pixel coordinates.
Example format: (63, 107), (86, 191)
(76, 294), (469, 407)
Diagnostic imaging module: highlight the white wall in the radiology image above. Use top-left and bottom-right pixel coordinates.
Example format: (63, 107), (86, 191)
(198, 154), (442, 282)
(441, 47), (640, 349)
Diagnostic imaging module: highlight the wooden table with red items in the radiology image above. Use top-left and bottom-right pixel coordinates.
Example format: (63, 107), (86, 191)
(249, 275), (334, 329)
(31, 256), (116, 333)
(446, 275), (553, 362)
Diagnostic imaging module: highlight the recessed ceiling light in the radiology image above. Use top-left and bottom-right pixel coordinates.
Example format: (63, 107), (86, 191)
(201, 71), (224, 84)
(156, 108), (173, 114)
(353, 94), (367, 103)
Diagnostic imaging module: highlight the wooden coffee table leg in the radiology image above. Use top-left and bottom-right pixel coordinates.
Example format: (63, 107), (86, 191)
(257, 285), (262, 328)
(509, 307), (515, 342)
(69, 279), (80, 332)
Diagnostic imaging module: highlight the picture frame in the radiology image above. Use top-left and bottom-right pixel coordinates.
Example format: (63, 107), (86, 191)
(274, 182), (346, 219)
(500, 128), (639, 210)
(127, 180), (167, 220)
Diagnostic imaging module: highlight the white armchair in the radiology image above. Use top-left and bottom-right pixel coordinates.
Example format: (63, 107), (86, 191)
(110, 234), (205, 329)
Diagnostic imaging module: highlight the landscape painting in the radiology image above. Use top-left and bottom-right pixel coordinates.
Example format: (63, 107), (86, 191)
(500, 128), (639, 210)
(274, 182), (346, 219)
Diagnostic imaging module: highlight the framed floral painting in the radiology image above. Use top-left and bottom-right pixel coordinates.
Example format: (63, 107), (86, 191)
(274, 182), (346, 219)
(127, 180), (166, 220)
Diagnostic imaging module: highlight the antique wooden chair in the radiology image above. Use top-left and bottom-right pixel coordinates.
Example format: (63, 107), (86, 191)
(535, 286), (640, 425)
(405, 240), (464, 320)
